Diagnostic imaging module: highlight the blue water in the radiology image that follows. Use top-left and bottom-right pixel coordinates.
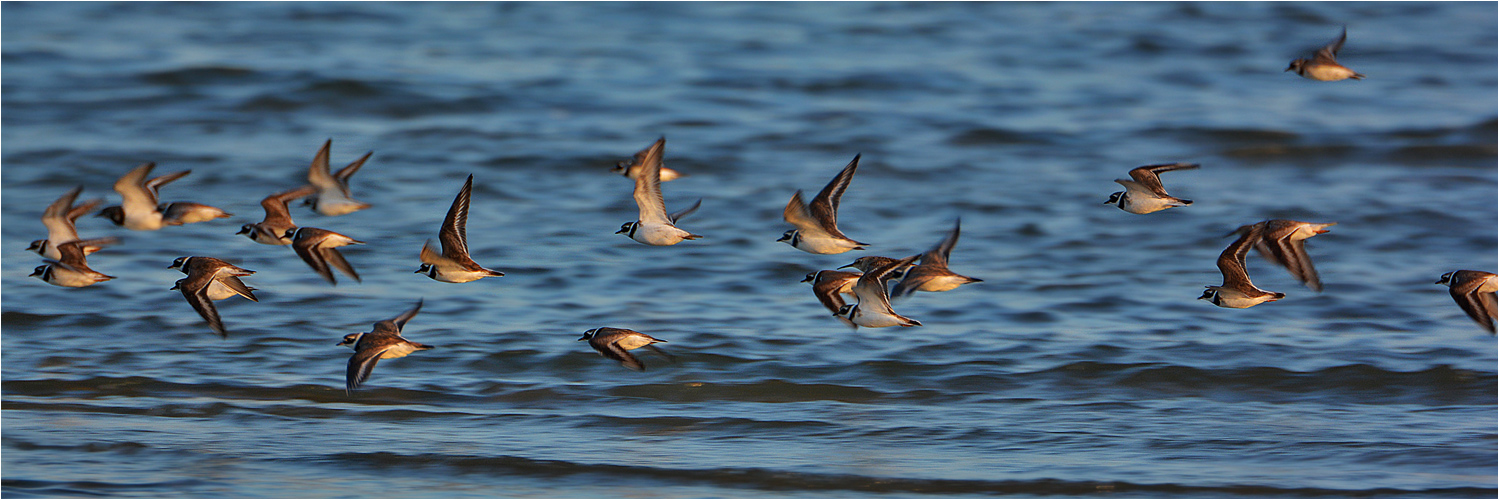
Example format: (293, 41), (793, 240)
(3, 2), (1496, 498)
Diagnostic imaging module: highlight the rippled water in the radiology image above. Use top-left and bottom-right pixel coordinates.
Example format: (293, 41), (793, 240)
(3, 2), (1496, 498)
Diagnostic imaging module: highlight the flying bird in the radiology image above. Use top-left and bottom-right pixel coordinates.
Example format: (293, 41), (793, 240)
(416, 175), (505, 283)
(338, 299), (433, 393)
(1286, 26), (1366, 81)
(615, 137), (703, 246)
(779, 154), (868, 254)
(1105, 162), (1199, 214)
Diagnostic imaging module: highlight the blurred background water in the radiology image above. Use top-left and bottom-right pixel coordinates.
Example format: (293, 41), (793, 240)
(3, 2), (1496, 498)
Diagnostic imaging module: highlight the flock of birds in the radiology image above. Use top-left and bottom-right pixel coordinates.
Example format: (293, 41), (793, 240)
(22, 27), (1497, 393)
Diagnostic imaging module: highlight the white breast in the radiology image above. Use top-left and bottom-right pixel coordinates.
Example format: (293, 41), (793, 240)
(631, 223), (693, 246)
(793, 234), (862, 254)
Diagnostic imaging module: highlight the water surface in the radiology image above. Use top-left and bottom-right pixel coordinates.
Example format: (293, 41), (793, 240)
(3, 2), (1496, 498)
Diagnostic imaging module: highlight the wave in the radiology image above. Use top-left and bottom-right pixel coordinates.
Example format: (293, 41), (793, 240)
(6, 361), (1493, 410)
(319, 451), (1496, 498)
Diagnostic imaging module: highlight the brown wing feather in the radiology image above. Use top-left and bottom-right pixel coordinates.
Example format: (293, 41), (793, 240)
(630, 137), (670, 225)
(808, 154), (860, 235)
(1217, 223), (1261, 291)
(179, 272), (226, 337)
(262, 186), (317, 225)
(922, 217), (962, 267)
(1315, 26), (1348, 63)
(322, 247), (361, 283)
(1127, 163), (1198, 198)
(439, 175), (474, 260)
(811, 272), (858, 314)
(334, 151), (373, 186)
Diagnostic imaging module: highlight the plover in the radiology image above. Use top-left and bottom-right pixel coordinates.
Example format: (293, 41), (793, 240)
(416, 175), (505, 283)
(779, 154), (868, 254)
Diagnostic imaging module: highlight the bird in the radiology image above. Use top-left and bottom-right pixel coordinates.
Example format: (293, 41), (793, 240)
(1200, 223), (1285, 308)
(287, 227), (364, 285)
(29, 241), (114, 288)
(305, 139), (373, 216)
(1286, 26), (1365, 81)
(1105, 162), (1199, 214)
(578, 327), (674, 371)
(803, 270), (862, 327)
(338, 299), (433, 393)
(613, 137), (685, 182)
(615, 137), (703, 245)
(836, 254), (922, 328)
(97, 162), (192, 230)
(27, 186), (117, 261)
(1436, 270), (1497, 334)
(159, 201), (232, 226)
(1229, 219), (1336, 292)
(891, 217), (983, 299)
(778, 154), (868, 254)
(237, 186), (318, 245)
(839, 255), (914, 280)
(416, 174), (505, 283)
(167, 256), (258, 337)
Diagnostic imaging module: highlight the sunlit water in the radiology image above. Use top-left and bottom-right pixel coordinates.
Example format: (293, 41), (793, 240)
(3, 2), (1495, 498)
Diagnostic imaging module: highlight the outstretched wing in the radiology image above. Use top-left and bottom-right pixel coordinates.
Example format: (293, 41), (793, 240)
(630, 137), (671, 225)
(922, 217), (963, 267)
(1217, 223), (1261, 291)
(1315, 26), (1349, 63)
(346, 346), (389, 392)
(808, 155), (860, 235)
(1127, 163), (1198, 197)
(605, 341), (646, 371)
(439, 175), (474, 259)
(180, 274), (226, 337)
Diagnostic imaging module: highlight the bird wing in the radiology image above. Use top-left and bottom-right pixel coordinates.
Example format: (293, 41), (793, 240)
(323, 247), (361, 284)
(923, 217), (963, 267)
(334, 151), (372, 186)
(145, 170), (192, 200)
(386, 299), (424, 332)
(439, 175), (474, 260)
(180, 272), (226, 337)
(307, 139), (341, 193)
(808, 154), (860, 235)
(291, 231), (337, 285)
(1450, 273), (1498, 333)
(419, 239), (448, 266)
(811, 273), (857, 314)
(42, 186), (86, 243)
(214, 274), (259, 302)
(114, 162), (162, 212)
(346, 345), (390, 392)
(630, 137), (671, 225)
(605, 341), (646, 371)
(1259, 220), (1325, 291)
(782, 190), (829, 237)
(262, 186), (317, 225)
(1128, 163), (1197, 197)
(1217, 223), (1261, 291)
(890, 265), (935, 300)
(1315, 26), (1348, 63)
(668, 198), (702, 225)
(853, 254), (919, 316)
